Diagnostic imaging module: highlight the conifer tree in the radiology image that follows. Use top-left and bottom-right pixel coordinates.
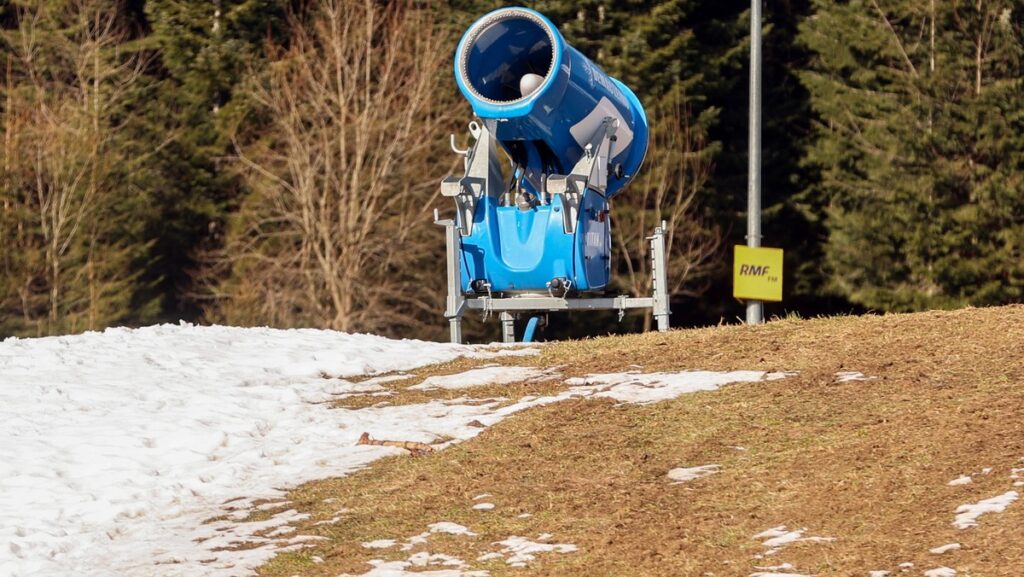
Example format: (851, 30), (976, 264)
(140, 0), (285, 318)
(801, 0), (1024, 310)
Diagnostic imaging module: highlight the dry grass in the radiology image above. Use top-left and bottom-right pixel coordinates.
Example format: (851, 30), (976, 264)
(253, 305), (1024, 576)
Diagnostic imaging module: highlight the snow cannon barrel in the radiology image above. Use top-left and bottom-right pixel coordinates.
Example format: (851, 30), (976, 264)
(454, 7), (648, 198)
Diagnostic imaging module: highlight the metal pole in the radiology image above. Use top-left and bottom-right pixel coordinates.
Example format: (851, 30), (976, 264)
(746, 0), (764, 325)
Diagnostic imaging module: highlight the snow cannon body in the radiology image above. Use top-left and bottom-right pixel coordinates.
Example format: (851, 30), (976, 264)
(443, 7), (649, 294)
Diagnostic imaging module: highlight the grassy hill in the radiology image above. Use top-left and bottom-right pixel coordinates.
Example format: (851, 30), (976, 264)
(252, 306), (1024, 576)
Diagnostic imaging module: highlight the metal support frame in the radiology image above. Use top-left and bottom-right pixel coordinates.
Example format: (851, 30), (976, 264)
(437, 218), (671, 344)
(436, 214), (466, 344)
(650, 222), (671, 331)
(441, 122), (504, 236)
(499, 312), (516, 344)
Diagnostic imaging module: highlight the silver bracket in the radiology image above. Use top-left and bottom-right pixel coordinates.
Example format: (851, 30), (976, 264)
(441, 121), (504, 236)
(648, 221), (671, 332)
(547, 117), (616, 234)
(434, 209), (466, 344)
(499, 312), (516, 344)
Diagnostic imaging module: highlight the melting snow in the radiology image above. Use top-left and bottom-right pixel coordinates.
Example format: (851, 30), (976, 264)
(363, 539), (397, 549)
(340, 559), (488, 577)
(428, 522), (476, 537)
(398, 522), (476, 553)
(923, 568), (956, 577)
(409, 366), (550, 391)
(473, 503), (496, 511)
(667, 464), (721, 484)
(835, 371), (877, 382)
(929, 543), (960, 555)
(491, 535), (577, 567)
(947, 475), (972, 486)
(869, 571), (891, 577)
(753, 563), (796, 572)
(407, 552), (466, 567)
(953, 491), (1018, 529)
(565, 370), (790, 404)
(752, 525), (835, 555)
(749, 573), (810, 577)
(0, 325), (476, 576)
(0, 324), (791, 576)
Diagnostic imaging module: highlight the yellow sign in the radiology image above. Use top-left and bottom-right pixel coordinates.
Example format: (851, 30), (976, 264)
(733, 245), (783, 302)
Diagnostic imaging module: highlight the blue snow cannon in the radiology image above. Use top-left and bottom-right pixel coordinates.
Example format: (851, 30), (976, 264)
(443, 7), (648, 294)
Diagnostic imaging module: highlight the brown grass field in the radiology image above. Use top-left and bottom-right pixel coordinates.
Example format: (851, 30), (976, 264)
(250, 305), (1024, 576)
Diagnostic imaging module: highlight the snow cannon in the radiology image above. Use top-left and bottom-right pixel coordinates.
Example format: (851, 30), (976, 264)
(437, 7), (669, 344)
(454, 7), (649, 199)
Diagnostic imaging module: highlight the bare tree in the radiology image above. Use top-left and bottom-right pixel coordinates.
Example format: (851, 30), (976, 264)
(613, 92), (723, 331)
(203, 0), (452, 335)
(0, 0), (147, 336)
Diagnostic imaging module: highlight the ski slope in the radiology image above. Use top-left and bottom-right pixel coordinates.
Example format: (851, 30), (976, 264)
(0, 324), (478, 576)
(0, 324), (783, 576)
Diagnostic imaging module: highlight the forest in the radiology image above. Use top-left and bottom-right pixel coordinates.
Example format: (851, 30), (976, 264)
(1, 0), (1022, 340)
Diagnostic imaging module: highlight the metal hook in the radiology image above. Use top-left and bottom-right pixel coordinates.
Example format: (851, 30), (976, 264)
(449, 134), (469, 157)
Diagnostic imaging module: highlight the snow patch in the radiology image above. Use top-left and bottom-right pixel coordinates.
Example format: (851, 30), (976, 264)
(667, 464), (720, 484)
(754, 563), (795, 571)
(0, 325), (479, 577)
(929, 543), (960, 555)
(469, 346), (541, 359)
(869, 571), (892, 577)
(923, 568), (956, 577)
(953, 491), (1018, 529)
(340, 559), (489, 577)
(428, 522), (476, 536)
(835, 371), (877, 382)
(565, 370), (791, 404)
(407, 552), (466, 568)
(753, 525), (835, 556)
(409, 366), (551, 391)
(490, 535), (577, 567)
(363, 539), (397, 549)
(947, 475), (972, 486)
(473, 503), (496, 511)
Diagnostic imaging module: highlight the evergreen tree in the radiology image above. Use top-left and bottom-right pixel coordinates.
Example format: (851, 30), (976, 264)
(139, 0), (286, 320)
(801, 0), (1024, 311)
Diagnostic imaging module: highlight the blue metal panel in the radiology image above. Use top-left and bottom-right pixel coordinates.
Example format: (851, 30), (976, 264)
(459, 192), (612, 293)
